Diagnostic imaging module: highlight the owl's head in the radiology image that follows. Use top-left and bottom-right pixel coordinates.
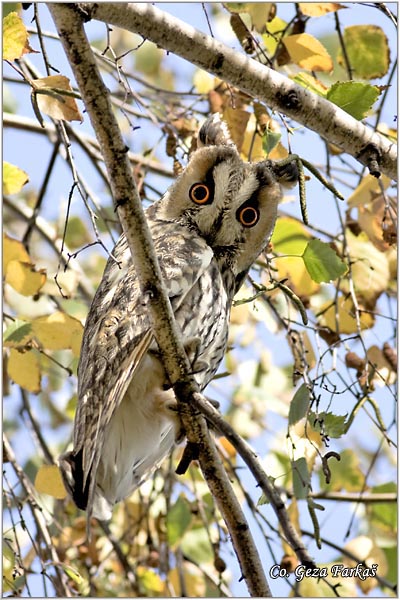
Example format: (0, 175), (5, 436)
(160, 115), (297, 284)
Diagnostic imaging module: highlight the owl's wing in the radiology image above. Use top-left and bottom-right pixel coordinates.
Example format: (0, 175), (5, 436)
(67, 231), (214, 517)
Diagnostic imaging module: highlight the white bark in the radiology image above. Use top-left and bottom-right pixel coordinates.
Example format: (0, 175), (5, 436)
(85, 2), (397, 180)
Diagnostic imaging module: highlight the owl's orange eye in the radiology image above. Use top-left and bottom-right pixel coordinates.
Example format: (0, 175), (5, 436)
(189, 183), (211, 205)
(237, 205), (259, 227)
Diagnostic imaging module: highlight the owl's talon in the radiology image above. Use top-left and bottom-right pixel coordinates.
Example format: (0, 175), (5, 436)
(175, 441), (200, 475)
(205, 396), (220, 410)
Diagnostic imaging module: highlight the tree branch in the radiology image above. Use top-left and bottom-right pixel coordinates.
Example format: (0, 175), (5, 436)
(4, 112), (174, 178)
(48, 3), (272, 596)
(84, 2), (397, 180)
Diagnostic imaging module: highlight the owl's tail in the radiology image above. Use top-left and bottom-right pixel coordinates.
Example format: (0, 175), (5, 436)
(59, 449), (90, 511)
(59, 450), (114, 530)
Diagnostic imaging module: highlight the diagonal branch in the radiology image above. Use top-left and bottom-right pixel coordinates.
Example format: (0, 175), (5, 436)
(48, 3), (272, 596)
(84, 2), (396, 180)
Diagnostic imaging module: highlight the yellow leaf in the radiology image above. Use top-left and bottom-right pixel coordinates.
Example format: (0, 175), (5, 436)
(3, 161), (29, 195)
(3, 11), (35, 61)
(274, 256), (319, 298)
(3, 233), (30, 270)
(7, 348), (41, 393)
(343, 231), (390, 303)
(319, 295), (374, 333)
(32, 75), (83, 122)
(246, 3), (274, 33)
(271, 216), (311, 254)
(344, 535), (388, 567)
(347, 173), (391, 207)
(358, 194), (396, 251)
(241, 117), (265, 161)
(367, 345), (397, 386)
(268, 141), (289, 161)
(34, 464), (67, 499)
(283, 33), (333, 72)
(193, 69), (216, 94)
(5, 260), (47, 296)
(32, 311), (83, 356)
(222, 106), (250, 155)
(136, 566), (164, 594)
(298, 3), (346, 17)
(218, 436), (237, 459)
(169, 565), (206, 597)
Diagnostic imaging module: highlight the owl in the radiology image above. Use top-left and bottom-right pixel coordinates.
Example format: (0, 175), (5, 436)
(60, 114), (297, 525)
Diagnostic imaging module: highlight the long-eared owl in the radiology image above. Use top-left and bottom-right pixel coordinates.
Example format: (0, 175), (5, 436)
(60, 114), (297, 524)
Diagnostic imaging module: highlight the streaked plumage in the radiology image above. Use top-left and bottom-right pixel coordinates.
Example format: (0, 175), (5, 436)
(60, 114), (297, 524)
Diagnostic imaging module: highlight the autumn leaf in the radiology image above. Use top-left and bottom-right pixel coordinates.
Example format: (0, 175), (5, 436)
(5, 260), (47, 296)
(7, 348), (41, 393)
(347, 173), (391, 208)
(32, 311), (84, 356)
(222, 106), (250, 154)
(3, 233), (30, 268)
(283, 33), (333, 72)
(318, 295), (374, 333)
(35, 464), (67, 499)
(3, 11), (36, 61)
(343, 231), (390, 303)
(298, 3), (346, 17)
(338, 25), (389, 79)
(32, 75), (83, 122)
(136, 566), (164, 595)
(3, 161), (29, 195)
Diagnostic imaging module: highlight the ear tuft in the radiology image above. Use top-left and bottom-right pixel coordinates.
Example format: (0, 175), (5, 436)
(270, 160), (299, 189)
(197, 113), (236, 149)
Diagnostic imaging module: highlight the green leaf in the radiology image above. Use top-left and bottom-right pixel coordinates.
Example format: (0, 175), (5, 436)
(3, 4), (21, 18)
(319, 449), (364, 492)
(262, 127), (281, 155)
(338, 25), (389, 79)
(271, 216), (310, 255)
(302, 239), (347, 283)
(327, 81), (381, 120)
(367, 482), (397, 535)
(292, 457), (309, 500)
(180, 527), (213, 565)
(292, 72), (328, 97)
(3, 319), (32, 345)
(288, 383), (310, 427)
(62, 564), (84, 585)
(382, 546), (397, 587)
(166, 495), (192, 547)
(309, 411), (348, 438)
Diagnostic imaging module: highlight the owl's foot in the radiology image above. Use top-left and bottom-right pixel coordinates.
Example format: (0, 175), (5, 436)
(184, 337), (209, 375)
(175, 440), (200, 475)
